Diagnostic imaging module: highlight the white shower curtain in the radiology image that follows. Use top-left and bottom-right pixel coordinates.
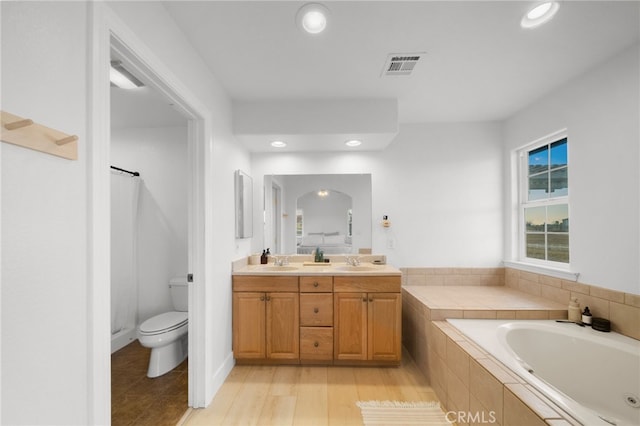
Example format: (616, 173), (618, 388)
(111, 171), (141, 336)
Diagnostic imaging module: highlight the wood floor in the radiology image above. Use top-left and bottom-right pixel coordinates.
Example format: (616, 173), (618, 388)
(182, 350), (439, 426)
(111, 341), (188, 426)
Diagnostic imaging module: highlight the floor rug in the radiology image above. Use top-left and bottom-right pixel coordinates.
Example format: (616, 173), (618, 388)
(356, 400), (450, 426)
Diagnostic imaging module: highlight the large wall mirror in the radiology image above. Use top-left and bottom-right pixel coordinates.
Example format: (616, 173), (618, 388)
(264, 173), (372, 255)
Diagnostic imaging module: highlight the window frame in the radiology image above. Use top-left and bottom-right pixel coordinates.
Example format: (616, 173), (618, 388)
(518, 130), (570, 270)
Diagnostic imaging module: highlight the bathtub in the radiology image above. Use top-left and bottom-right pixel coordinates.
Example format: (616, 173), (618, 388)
(447, 319), (640, 426)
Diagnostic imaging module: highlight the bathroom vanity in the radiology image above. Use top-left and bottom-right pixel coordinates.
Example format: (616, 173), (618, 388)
(232, 261), (402, 366)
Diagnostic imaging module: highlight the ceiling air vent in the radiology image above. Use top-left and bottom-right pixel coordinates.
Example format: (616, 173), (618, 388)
(381, 52), (425, 77)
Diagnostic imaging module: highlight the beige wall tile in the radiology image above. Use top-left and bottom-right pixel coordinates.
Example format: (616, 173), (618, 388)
(519, 279), (542, 297)
(590, 286), (625, 304)
(539, 274), (562, 288)
(463, 310), (497, 319)
(432, 323), (447, 359)
(496, 310), (517, 319)
(469, 393), (502, 426)
(516, 310), (549, 320)
(475, 358), (521, 385)
(469, 359), (504, 423)
(573, 293), (610, 319)
(610, 302), (640, 340)
(444, 275), (465, 286)
(425, 275), (446, 286)
(503, 387), (548, 426)
(506, 384), (563, 420)
(406, 274), (427, 286)
(540, 284), (570, 305)
(446, 365), (470, 413)
(447, 338), (470, 386)
(625, 293), (640, 308)
(458, 340), (487, 359)
(431, 309), (464, 321)
(547, 310), (567, 320)
(518, 270), (540, 283)
(561, 280), (589, 295)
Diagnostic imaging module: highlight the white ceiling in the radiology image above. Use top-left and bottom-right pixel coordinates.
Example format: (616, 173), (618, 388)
(112, 1), (639, 151)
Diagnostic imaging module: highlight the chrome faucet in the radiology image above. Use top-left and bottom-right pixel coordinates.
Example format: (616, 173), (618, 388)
(346, 256), (360, 266)
(273, 256), (289, 266)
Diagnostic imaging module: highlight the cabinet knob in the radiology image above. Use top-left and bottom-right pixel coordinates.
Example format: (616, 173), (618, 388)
(369, 297), (373, 302)
(314, 307), (319, 313)
(266, 295), (271, 301)
(362, 297), (367, 302)
(260, 296), (265, 301)
(314, 342), (319, 347)
(313, 282), (319, 287)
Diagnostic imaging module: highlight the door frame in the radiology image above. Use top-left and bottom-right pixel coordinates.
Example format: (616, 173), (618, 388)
(88, 3), (212, 423)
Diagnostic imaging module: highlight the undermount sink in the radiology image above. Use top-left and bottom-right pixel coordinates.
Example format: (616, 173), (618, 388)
(259, 265), (299, 271)
(333, 265), (378, 272)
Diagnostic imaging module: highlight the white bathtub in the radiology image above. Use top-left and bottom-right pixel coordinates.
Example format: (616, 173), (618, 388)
(447, 319), (640, 426)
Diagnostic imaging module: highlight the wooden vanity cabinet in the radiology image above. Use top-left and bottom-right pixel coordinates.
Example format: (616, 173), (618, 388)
(232, 276), (299, 363)
(299, 276), (333, 363)
(333, 276), (401, 364)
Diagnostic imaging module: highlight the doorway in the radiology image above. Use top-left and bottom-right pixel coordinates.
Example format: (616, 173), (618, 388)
(89, 8), (211, 421)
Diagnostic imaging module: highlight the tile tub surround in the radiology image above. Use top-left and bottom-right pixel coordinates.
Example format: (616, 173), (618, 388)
(401, 266), (640, 340)
(429, 321), (580, 426)
(401, 285), (567, 385)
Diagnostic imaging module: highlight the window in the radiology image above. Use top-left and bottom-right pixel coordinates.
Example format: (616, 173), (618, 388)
(520, 134), (569, 265)
(296, 209), (303, 237)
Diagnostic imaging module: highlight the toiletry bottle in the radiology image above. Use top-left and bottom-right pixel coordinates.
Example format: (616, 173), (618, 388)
(315, 247), (321, 262)
(265, 248), (270, 264)
(581, 306), (592, 325)
(260, 250), (267, 265)
(568, 297), (581, 322)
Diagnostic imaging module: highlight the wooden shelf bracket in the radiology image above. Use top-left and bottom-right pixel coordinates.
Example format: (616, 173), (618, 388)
(1, 110), (78, 160)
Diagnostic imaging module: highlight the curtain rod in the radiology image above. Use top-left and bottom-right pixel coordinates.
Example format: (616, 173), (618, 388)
(110, 165), (140, 177)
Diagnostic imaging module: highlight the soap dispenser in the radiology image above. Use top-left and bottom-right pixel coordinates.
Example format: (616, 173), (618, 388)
(568, 297), (581, 322)
(581, 306), (592, 326)
(260, 250), (267, 265)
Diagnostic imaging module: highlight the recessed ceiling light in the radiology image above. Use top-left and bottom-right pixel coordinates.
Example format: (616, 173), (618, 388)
(270, 140), (287, 148)
(296, 3), (330, 34)
(521, 1), (559, 29)
(345, 139), (362, 147)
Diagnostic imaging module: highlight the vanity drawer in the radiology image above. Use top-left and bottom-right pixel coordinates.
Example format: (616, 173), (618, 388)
(300, 294), (333, 326)
(300, 327), (333, 360)
(299, 276), (333, 292)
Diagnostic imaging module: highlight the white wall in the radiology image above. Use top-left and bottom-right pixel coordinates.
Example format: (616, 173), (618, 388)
(107, 1), (252, 406)
(2, 1), (252, 423)
(252, 121), (504, 267)
(1, 2), (89, 424)
(111, 127), (188, 321)
(503, 44), (639, 295)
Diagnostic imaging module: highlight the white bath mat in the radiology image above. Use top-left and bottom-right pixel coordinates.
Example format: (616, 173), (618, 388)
(356, 400), (450, 425)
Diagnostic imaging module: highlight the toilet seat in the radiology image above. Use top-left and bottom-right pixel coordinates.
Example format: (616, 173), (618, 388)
(139, 311), (188, 336)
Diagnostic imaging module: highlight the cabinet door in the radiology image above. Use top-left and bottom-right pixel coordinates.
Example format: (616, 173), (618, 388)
(334, 292), (368, 360)
(266, 292), (299, 360)
(367, 292), (402, 361)
(233, 292), (266, 359)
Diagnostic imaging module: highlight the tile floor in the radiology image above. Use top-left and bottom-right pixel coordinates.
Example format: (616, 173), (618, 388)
(111, 341), (188, 426)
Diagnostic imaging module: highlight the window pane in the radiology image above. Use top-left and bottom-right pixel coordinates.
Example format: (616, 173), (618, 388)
(547, 204), (569, 232)
(528, 173), (548, 200)
(551, 138), (567, 169)
(525, 207), (546, 232)
(528, 145), (548, 175)
(526, 234), (546, 259)
(550, 167), (568, 197)
(548, 234), (569, 263)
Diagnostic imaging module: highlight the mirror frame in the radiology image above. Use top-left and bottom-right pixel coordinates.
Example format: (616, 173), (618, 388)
(235, 169), (253, 238)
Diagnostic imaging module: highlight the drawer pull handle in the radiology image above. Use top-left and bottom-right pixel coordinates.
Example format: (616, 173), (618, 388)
(314, 342), (319, 347)
(314, 308), (319, 313)
(313, 282), (319, 287)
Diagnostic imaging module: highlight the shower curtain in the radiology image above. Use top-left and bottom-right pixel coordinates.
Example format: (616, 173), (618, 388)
(111, 171), (141, 336)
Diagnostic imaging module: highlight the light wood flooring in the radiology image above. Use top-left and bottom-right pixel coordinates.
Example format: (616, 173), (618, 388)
(182, 350), (438, 426)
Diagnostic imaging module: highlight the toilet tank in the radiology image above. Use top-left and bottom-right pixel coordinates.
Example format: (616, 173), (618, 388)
(169, 277), (188, 311)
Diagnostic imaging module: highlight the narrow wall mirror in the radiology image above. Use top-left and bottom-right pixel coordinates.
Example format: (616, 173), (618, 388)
(235, 170), (253, 238)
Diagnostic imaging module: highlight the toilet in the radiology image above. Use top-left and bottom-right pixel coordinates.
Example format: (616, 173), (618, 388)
(137, 277), (188, 378)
